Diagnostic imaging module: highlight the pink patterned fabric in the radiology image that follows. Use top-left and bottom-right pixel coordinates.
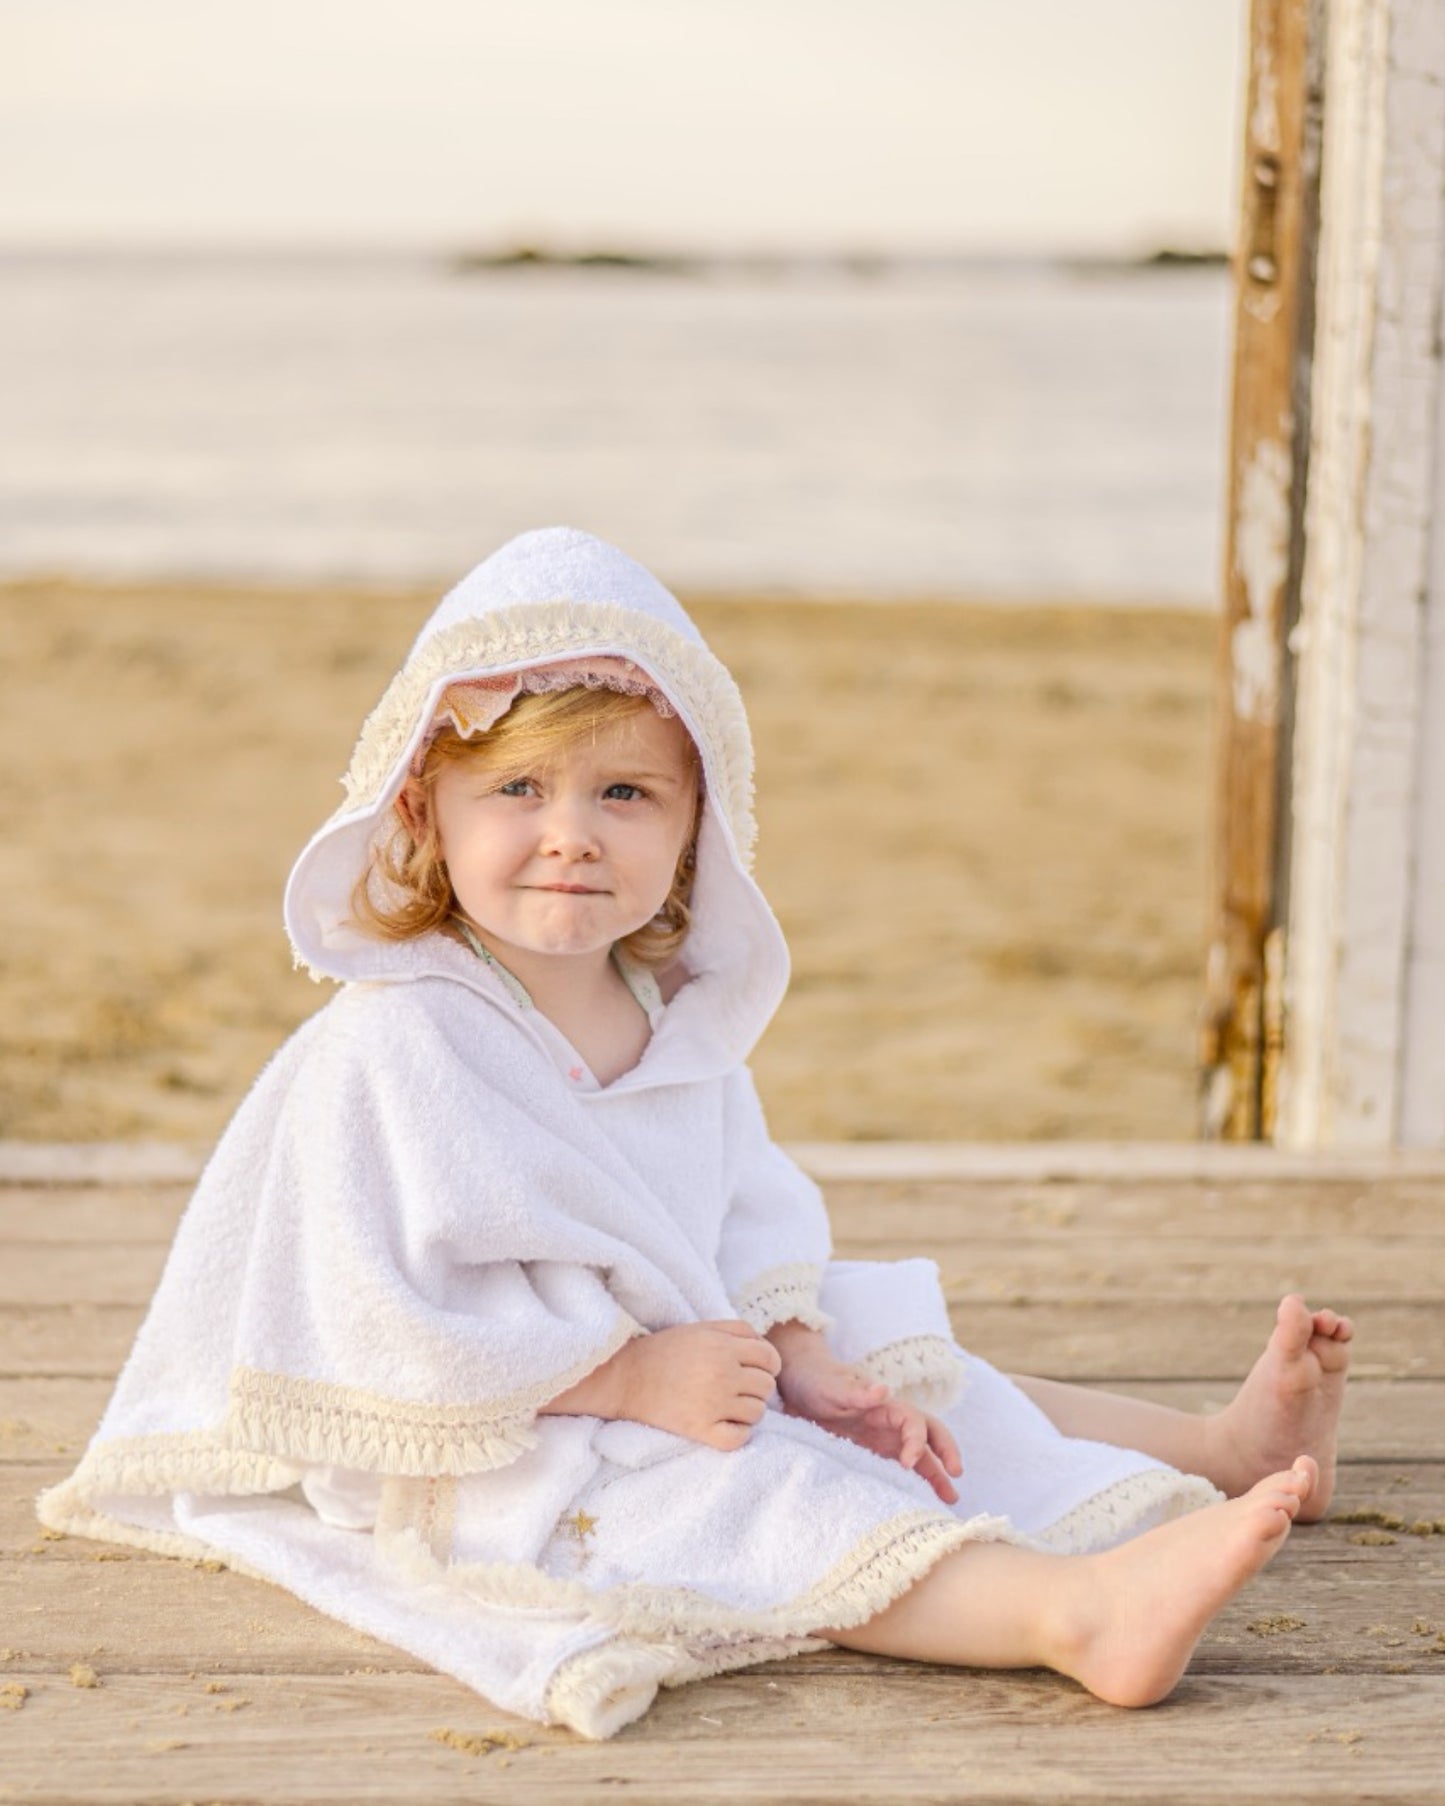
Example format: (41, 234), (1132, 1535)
(412, 658), (675, 772)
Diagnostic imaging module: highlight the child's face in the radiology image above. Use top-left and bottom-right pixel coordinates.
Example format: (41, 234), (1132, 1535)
(419, 706), (698, 968)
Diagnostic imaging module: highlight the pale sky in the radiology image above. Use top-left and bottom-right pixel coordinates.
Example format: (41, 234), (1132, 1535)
(2, 0), (1246, 254)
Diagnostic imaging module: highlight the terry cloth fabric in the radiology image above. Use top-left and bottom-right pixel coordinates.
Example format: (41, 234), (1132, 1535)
(37, 527), (1221, 1739)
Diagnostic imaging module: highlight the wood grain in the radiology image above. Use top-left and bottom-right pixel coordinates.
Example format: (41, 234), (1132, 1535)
(2, 1160), (1441, 1802)
(1, 1670), (1442, 1805)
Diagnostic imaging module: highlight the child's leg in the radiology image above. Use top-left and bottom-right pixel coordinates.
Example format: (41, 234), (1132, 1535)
(1007, 1296), (1352, 1521)
(822, 1460), (1315, 1708)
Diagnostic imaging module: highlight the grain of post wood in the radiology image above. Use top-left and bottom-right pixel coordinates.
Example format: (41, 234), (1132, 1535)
(2, 1161), (1442, 1804)
(1202, 0), (1320, 1140)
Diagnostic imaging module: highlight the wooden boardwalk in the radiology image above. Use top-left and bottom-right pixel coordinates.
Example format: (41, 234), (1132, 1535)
(2, 1144), (1443, 1805)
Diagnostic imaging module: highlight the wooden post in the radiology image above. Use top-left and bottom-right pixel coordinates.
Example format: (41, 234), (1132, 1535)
(1200, 0), (1324, 1139)
(1277, 0), (1445, 1147)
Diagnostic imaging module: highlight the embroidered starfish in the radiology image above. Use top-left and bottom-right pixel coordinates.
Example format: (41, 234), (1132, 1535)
(561, 1509), (598, 1543)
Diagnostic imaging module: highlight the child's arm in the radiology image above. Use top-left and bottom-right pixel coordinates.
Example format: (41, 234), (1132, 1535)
(539, 1320), (781, 1450)
(767, 1320), (963, 1505)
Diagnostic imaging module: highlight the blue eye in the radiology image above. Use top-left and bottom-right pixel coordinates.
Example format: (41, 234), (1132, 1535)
(604, 783), (644, 801)
(497, 778), (535, 797)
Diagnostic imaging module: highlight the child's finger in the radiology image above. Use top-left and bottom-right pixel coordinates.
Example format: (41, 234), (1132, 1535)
(925, 1414), (963, 1477)
(736, 1337), (783, 1377)
(895, 1408), (927, 1470)
(734, 1365), (777, 1400)
(914, 1447), (960, 1506)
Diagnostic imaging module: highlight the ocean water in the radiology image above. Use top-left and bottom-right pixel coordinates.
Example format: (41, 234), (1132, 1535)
(0, 253), (1231, 604)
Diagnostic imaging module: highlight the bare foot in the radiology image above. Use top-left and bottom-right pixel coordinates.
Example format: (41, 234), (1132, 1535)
(1204, 1296), (1353, 1521)
(1050, 1458), (1316, 1707)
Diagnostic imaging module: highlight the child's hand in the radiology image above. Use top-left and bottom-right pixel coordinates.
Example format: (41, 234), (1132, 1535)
(772, 1330), (962, 1505)
(612, 1320), (782, 1451)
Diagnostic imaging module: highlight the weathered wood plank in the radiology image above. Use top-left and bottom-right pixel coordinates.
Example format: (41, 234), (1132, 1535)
(7, 1175), (1445, 1250)
(908, 1238), (1438, 1301)
(953, 1303), (1445, 1381)
(10, 1137), (1445, 1187)
(0, 1144), (207, 1184)
(0, 1670), (1441, 1805)
(798, 1143), (1445, 1181)
(3, 1300), (1440, 1381)
(3, 1245), (170, 1306)
(0, 1305), (141, 1376)
(823, 1178), (1445, 1239)
(0, 1553), (416, 1673)
(0, 1378), (108, 1462)
(0, 1185), (189, 1243)
(11, 1233), (1443, 1310)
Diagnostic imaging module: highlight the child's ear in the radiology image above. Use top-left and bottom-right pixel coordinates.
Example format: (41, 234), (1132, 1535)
(395, 781), (426, 839)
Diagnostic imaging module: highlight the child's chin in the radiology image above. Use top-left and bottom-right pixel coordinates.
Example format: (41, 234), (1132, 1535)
(518, 927), (626, 958)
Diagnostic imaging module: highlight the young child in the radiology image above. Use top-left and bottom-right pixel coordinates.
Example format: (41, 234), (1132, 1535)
(38, 527), (1352, 1738)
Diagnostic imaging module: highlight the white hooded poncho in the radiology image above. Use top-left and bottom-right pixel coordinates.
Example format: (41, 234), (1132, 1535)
(38, 528), (1219, 1738)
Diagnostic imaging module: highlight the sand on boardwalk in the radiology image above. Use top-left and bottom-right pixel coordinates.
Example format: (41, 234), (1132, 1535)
(1, 580), (1216, 1143)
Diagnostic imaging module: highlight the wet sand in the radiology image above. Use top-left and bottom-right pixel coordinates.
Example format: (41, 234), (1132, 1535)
(1, 580), (1216, 1143)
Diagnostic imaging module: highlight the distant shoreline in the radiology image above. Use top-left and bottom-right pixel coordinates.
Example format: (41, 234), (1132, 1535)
(0, 241), (1230, 277)
(0, 575), (1219, 614)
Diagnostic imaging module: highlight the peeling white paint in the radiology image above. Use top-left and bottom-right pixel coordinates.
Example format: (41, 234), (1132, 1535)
(1279, 0), (1445, 1150)
(1231, 436), (1291, 722)
(1252, 23), (1282, 155)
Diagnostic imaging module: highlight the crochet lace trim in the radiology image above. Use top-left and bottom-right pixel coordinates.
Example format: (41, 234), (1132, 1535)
(734, 1263), (830, 1334)
(337, 603), (757, 863)
(33, 1479), (272, 1582)
(37, 1432), (303, 1499)
(856, 1336), (967, 1410)
(225, 1312), (640, 1475)
(38, 1315), (639, 1506)
(1031, 1464), (1223, 1554)
(383, 1505), (1011, 1646)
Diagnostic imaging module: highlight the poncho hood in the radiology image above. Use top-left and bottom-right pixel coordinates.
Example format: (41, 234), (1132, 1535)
(284, 527), (790, 1078)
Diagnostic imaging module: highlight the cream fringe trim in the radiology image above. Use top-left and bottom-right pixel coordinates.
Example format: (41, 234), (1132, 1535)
(383, 1505), (1010, 1647)
(33, 1480), (271, 1582)
(37, 1428), (304, 1501)
(1030, 1465), (1224, 1555)
(856, 1336), (967, 1411)
(33, 1316), (638, 1567)
(734, 1263), (830, 1335)
(225, 1313), (640, 1476)
(338, 604), (758, 863)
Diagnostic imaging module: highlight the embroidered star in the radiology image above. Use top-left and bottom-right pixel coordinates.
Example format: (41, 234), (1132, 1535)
(561, 1509), (598, 1542)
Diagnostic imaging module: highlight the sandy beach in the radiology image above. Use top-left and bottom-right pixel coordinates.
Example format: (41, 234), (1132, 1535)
(1, 581), (1216, 1144)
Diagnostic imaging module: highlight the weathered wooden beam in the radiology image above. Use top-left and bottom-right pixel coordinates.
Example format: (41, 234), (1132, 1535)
(1282, 0), (1445, 1147)
(1202, 0), (1325, 1141)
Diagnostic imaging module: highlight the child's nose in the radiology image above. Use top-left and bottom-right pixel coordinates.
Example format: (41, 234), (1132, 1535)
(538, 797), (601, 859)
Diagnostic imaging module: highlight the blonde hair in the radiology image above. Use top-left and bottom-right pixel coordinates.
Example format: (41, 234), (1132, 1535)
(351, 686), (701, 968)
